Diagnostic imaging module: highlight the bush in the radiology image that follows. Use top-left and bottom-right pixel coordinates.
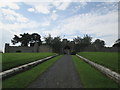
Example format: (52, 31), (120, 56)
(71, 51), (76, 55)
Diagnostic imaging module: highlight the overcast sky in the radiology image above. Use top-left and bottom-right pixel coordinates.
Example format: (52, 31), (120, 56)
(0, 0), (119, 51)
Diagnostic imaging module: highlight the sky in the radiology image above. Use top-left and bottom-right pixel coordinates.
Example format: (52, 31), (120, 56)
(0, 0), (119, 52)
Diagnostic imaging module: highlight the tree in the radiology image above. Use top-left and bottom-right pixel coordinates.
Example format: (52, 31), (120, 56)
(73, 36), (82, 52)
(43, 34), (53, 47)
(73, 36), (82, 44)
(113, 39), (120, 47)
(30, 33), (42, 46)
(44, 35), (62, 53)
(52, 36), (62, 53)
(19, 33), (31, 46)
(93, 39), (105, 48)
(82, 34), (92, 47)
(73, 35), (92, 52)
(11, 33), (42, 46)
(11, 35), (21, 45)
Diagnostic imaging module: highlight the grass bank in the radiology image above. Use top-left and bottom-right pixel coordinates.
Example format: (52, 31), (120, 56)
(3, 55), (62, 88)
(72, 55), (118, 88)
(78, 52), (119, 73)
(2, 52), (55, 71)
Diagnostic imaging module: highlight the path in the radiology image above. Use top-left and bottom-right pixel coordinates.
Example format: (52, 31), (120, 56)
(28, 55), (82, 88)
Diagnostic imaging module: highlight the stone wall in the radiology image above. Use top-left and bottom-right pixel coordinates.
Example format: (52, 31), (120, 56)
(6, 46), (34, 53)
(39, 45), (52, 52)
(5, 43), (53, 53)
(81, 47), (119, 52)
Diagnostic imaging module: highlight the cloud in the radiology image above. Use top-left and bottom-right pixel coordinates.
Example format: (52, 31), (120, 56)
(1, 8), (29, 23)
(27, 8), (35, 12)
(41, 21), (50, 26)
(26, 1), (71, 14)
(0, 1), (118, 51)
(0, 2), (51, 37)
(25, 2), (51, 14)
(1, 20), (42, 51)
(75, 2), (87, 9)
(56, 2), (71, 10)
(0, 2), (20, 10)
(50, 12), (58, 20)
(52, 1), (62, 7)
(42, 10), (118, 46)
(1, 21), (41, 31)
(0, 6), (43, 45)
(34, 3), (50, 14)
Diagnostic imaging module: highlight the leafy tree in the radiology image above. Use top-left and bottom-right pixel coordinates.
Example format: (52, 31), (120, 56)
(44, 35), (62, 53)
(43, 34), (53, 47)
(30, 33), (42, 46)
(82, 34), (92, 47)
(113, 39), (120, 47)
(93, 39), (105, 48)
(73, 35), (92, 52)
(11, 33), (42, 46)
(52, 36), (62, 53)
(11, 35), (21, 45)
(73, 36), (82, 44)
(19, 33), (31, 46)
(73, 36), (82, 52)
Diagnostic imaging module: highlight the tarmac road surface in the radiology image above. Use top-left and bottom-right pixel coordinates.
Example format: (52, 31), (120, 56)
(28, 55), (82, 88)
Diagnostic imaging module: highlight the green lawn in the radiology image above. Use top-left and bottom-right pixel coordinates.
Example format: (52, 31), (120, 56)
(2, 53), (55, 71)
(3, 55), (62, 88)
(0, 53), (1, 72)
(78, 52), (119, 73)
(72, 55), (119, 88)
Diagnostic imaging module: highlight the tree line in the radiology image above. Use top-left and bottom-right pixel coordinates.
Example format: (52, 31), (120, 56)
(11, 33), (120, 53)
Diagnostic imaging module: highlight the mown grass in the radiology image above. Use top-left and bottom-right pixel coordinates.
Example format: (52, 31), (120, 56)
(2, 52), (55, 71)
(78, 52), (119, 73)
(72, 55), (119, 88)
(0, 53), (2, 70)
(0, 53), (1, 90)
(3, 55), (62, 88)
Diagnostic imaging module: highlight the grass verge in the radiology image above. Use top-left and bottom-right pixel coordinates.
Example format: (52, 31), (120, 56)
(0, 53), (2, 90)
(72, 55), (119, 88)
(2, 52), (55, 71)
(78, 52), (119, 73)
(3, 55), (62, 88)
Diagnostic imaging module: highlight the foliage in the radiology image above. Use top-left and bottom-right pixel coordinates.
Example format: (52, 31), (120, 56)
(93, 39), (105, 48)
(30, 33), (42, 46)
(44, 35), (62, 53)
(73, 35), (92, 52)
(73, 35), (107, 52)
(113, 39), (120, 47)
(72, 55), (118, 88)
(71, 51), (76, 55)
(82, 34), (92, 46)
(43, 34), (53, 47)
(11, 33), (42, 46)
(11, 33), (109, 53)
(52, 36), (62, 53)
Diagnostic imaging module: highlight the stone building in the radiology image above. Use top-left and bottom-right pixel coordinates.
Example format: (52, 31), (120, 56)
(5, 39), (75, 54)
(61, 39), (75, 54)
(5, 42), (52, 53)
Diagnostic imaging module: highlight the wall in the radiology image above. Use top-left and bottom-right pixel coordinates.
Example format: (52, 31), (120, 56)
(39, 45), (52, 52)
(5, 43), (53, 53)
(5, 46), (34, 53)
(81, 47), (119, 52)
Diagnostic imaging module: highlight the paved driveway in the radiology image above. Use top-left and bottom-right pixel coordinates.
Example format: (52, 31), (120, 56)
(28, 55), (82, 88)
